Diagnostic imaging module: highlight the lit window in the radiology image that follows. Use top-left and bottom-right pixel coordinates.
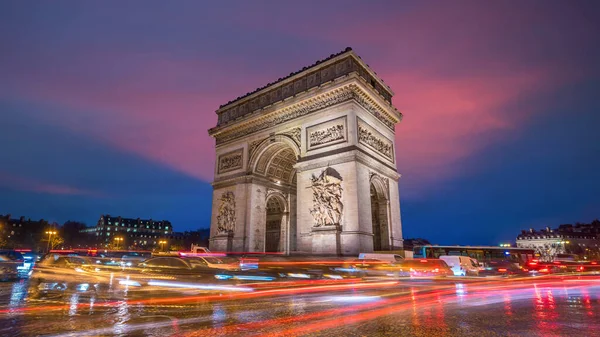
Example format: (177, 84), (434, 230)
(165, 231), (168, 234)
(107, 232), (110, 236)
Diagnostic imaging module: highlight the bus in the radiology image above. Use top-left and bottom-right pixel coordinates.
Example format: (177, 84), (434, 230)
(412, 245), (535, 266)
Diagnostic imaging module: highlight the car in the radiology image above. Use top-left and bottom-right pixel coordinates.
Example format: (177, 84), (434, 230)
(439, 255), (480, 276)
(479, 261), (528, 277)
(29, 254), (111, 297)
(332, 258), (396, 277)
(119, 252), (149, 266)
(399, 259), (454, 277)
(0, 249), (28, 279)
(0, 255), (20, 281)
(187, 256), (241, 271)
(358, 253), (404, 263)
(133, 256), (216, 283)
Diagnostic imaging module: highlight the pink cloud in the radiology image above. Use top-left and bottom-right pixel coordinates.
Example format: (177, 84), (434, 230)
(0, 1), (591, 199)
(0, 171), (99, 197)
(389, 69), (564, 196)
(1, 53), (236, 182)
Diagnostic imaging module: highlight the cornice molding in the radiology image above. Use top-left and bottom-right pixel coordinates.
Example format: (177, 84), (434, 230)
(210, 81), (401, 146)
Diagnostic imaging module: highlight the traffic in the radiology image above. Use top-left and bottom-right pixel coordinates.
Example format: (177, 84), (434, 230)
(2, 245), (600, 300)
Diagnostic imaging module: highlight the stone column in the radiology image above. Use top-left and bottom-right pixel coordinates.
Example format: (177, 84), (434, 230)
(281, 212), (289, 254)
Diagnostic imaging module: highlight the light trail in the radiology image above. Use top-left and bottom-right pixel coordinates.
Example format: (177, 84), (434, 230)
(180, 276), (600, 337)
(0, 279), (397, 314)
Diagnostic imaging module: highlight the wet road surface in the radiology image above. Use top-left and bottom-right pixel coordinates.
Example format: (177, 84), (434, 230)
(1, 275), (599, 336)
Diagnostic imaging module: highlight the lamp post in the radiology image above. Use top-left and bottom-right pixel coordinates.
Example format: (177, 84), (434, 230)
(114, 237), (124, 250)
(159, 240), (167, 252)
(45, 231), (57, 253)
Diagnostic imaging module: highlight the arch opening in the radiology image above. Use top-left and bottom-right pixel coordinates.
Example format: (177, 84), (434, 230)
(370, 179), (390, 251)
(253, 140), (298, 253)
(265, 196), (285, 252)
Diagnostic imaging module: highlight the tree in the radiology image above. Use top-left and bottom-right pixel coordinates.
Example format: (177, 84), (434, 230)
(0, 236), (8, 249)
(168, 244), (184, 252)
(50, 235), (64, 250)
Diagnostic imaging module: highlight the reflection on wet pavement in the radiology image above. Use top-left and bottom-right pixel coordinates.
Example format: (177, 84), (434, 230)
(1, 276), (600, 336)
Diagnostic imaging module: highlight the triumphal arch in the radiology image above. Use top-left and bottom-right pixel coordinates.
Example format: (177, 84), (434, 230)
(208, 48), (403, 255)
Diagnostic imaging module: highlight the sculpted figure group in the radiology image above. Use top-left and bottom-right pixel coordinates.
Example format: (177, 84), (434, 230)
(309, 169), (343, 227)
(216, 192), (236, 234)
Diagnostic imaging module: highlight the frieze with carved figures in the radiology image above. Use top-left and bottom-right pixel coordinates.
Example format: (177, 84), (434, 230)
(306, 116), (347, 151)
(357, 118), (394, 162)
(218, 149), (243, 173)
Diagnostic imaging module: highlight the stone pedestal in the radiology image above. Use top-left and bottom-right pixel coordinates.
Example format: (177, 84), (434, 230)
(209, 233), (233, 252)
(311, 226), (341, 255)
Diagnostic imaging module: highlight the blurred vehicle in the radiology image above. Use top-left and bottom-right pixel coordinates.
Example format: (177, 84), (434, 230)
(358, 253), (403, 263)
(413, 245), (535, 267)
(21, 251), (41, 263)
(239, 257), (259, 270)
(400, 259), (454, 277)
(135, 257), (215, 282)
(190, 245), (211, 254)
(29, 254), (111, 296)
(333, 258), (394, 277)
(107, 251), (149, 266)
(554, 254), (578, 262)
(187, 256), (240, 271)
(524, 259), (560, 275)
(439, 255), (480, 276)
(0, 255), (20, 281)
(0, 249), (28, 278)
(479, 261), (528, 277)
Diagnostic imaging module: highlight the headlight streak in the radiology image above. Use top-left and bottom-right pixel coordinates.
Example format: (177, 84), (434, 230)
(322, 295), (381, 303)
(118, 280), (141, 287)
(7, 271), (600, 337)
(147, 280), (253, 292)
(2, 279), (397, 314)
(180, 278), (600, 337)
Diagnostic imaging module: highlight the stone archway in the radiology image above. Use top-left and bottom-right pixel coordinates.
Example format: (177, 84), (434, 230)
(208, 49), (404, 255)
(370, 174), (390, 251)
(248, 138), (298, 253)
(265, 195), (285, 252)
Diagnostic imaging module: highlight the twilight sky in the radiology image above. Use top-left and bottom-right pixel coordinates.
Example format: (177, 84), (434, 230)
(1, 1), (599, 245)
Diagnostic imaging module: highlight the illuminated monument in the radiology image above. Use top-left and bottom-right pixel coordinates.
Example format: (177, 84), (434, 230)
(208, 48), (403, 255)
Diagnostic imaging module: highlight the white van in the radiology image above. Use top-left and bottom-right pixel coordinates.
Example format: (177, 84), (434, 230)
(358, 253), (403, 263)
(439, 255), (480, 276)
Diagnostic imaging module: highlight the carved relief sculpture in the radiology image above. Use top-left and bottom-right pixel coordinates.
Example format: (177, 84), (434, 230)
(287, 127), (301, 146)
(310, 125), (344, 147)
(216, 192), (236, 234)
(306, 116), (348, 151)
(218, 149), (243, 173)
(309, 168), (343, 227)
(357, 119), (394, 161)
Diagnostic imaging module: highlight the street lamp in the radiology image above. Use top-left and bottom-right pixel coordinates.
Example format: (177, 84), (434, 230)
(159, 240), (167, 252)
(45, 231), (57, 252)
(114, 237), (124, 250)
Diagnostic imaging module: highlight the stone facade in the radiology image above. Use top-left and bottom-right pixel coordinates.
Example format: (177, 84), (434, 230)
(208, 48), (404, 255)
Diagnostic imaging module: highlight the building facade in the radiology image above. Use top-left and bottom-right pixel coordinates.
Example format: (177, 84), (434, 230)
(91, 215), (173, 249)
(208, 48), (404, 255)
(516, 221), (600, 261)
(0, 214), (53, 250)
